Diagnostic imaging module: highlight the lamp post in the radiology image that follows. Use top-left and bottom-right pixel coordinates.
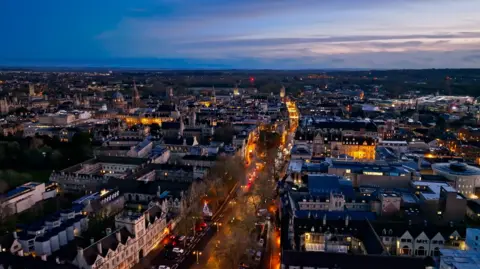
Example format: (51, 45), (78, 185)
(213, 222), (222, 233)
(193, 251), (202, 264)
(192, 216), (199, 237)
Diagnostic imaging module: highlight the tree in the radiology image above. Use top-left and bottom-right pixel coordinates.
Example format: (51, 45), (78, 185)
(216, 220), (256, 269)
(251, 172), (274, 207)
(258, 128), (281, 158)
(436, 116), (447, 131)
(213, 124), (235, 144)
(0, 180), (8, 193)
(51, 149), (64, 168)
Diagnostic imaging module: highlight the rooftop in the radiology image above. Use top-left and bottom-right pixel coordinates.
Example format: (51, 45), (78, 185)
(432, 162), (480, 176)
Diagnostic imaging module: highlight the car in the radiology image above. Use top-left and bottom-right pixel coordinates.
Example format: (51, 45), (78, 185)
(158, 266), (171, 269)
(255, 251), (262, 261)
(172, 247), (184, 254)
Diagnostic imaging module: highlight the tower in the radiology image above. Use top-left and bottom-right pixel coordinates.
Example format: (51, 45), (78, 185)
(413, 99), (419, 122)
(0, 97), (10, 114)
(211, 86), (216, 106)
(132, 80), (140, 108)
(189, 108), (197, 127)
(29, 84), (35, 97)
(280, 85), (286, 99)
(445, 76), (452, 96)
(233, 84), (240, 96)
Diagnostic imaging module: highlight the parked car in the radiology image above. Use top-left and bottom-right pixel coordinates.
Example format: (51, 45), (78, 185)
(173, 247), (184, 254)
(255, 251), (262, 261)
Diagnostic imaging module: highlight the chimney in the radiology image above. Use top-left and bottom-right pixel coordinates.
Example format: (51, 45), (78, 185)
(345, 215), (349, 227)
(183, 138), (187, 146)
(408, 219), (412, 226)
(450, 221), (454, 227)
(116, 231), (121, 242)
(90, 238), (95, 245)
(323, 214), (327, 226)
(106, 228), (112, 235)
(13, 231), (17, 239)
(97, 242), (102, 254)
(424, 220), (428, 226)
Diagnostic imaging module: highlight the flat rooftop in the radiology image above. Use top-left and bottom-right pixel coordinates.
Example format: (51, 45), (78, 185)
(412, 181), (461, 200)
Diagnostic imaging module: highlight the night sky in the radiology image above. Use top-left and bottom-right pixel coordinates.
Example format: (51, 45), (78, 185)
(2, 0), (480, 69)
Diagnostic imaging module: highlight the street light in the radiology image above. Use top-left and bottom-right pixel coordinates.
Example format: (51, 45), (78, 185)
(193, 251), (202, 264)
(213, 222), (222, 233)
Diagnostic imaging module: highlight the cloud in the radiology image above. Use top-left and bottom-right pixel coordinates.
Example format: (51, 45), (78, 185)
(182, 32), (480, 48)
(463, 55), (480, 63)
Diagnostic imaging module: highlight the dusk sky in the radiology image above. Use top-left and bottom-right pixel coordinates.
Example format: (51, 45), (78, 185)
(2, 0), (480, 69)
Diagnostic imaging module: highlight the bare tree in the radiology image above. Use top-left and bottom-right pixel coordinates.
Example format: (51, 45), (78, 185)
(252, 171), (274, 205)
(216, 224), (255, 269)
(0, 199), (13, 224)
(0, 179), (8, 194)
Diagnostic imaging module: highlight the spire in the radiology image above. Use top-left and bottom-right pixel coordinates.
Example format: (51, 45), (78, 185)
(132, 80), (140, 108)
(211, 85), (216, 106)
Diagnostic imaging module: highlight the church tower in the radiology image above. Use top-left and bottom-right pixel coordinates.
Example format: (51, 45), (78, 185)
(132, 80), (141, 108)
(211, 86), (216, 106)
(29, 84), (35, 97)
(280, 85), (286, 102)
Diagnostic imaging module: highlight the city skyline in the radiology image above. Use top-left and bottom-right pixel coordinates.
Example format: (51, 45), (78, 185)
(2, 0), (480, 69)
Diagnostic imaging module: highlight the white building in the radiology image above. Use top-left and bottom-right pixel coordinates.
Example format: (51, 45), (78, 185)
(377, 140), (408, 154)
(1, 182), (57, 214)
(17, 208), (88, 256)
(432, 162), (480, 198)
(70, 202), (170, 269)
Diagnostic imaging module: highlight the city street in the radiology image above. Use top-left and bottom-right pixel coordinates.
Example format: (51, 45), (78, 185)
(134, 183), (239, 269)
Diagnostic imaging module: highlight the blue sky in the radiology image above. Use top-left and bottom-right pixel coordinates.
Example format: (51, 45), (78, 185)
(1, 0), (480, 69)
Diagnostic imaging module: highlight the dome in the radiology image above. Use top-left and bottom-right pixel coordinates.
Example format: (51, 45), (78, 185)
(449, 162), (467, 172)
(112, 91), (124, 100)
(432, 162), (480, 176)
(112, 91), (124, 103)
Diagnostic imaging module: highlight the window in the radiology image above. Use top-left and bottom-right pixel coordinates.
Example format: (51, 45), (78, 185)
(416, 246), (426, 256)
(401, 246), (410, 255)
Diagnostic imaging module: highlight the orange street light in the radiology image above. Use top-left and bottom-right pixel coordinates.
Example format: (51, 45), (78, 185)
(193, 251), (202, 264)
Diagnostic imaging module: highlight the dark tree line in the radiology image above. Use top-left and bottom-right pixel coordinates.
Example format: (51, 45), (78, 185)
(0, 132), (93, 191)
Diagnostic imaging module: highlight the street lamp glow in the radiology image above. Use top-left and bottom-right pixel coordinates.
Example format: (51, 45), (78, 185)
(193, 251), (203, 264)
